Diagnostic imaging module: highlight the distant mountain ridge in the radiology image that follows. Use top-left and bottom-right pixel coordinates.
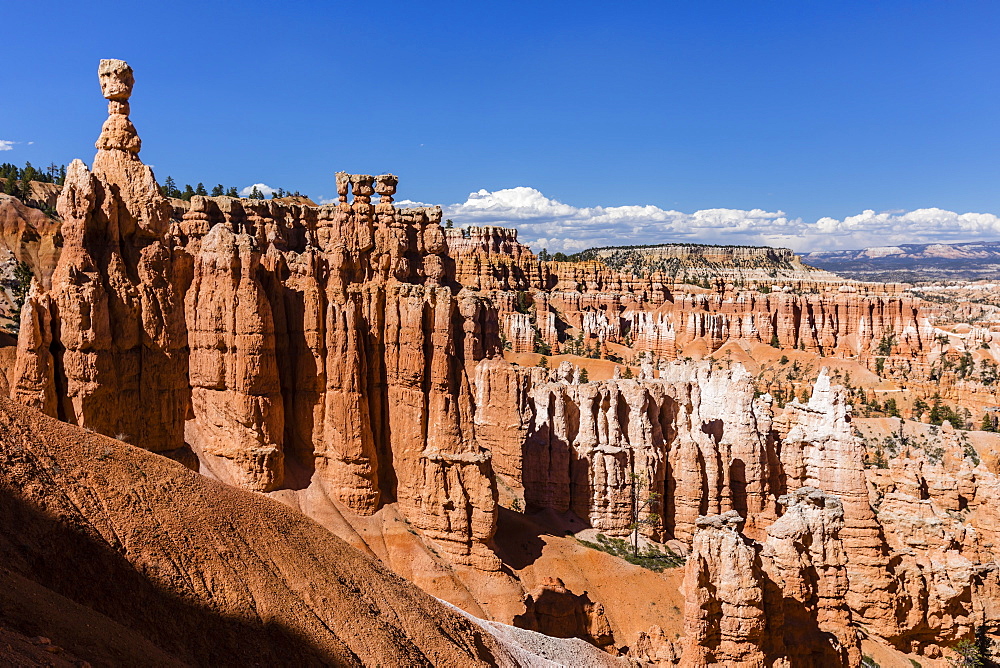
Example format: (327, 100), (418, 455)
(567, 242), (853, 288)
(805, 240), (1000, 282)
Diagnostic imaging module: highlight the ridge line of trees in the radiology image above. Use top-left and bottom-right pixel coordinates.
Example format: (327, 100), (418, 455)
(1, 162), (65, 217)
(159, 177), (307, 202)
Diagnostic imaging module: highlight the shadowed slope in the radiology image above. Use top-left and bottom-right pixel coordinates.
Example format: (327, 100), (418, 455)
(0, 396), (520, 667)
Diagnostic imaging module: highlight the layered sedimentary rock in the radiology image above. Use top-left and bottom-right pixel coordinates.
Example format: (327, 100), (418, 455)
(476, 357), (1000, 658)
(0, 192), (62, 289)
(185, 224), (285, 491)
(761, 488), (861, 666)
(681, 493), (861, 668)
(680, 511), (769, 666)
(491, 285), (931, 365)
(13, 60), (188, 451)
(776, 371), (897, 634)
(444, 225), (933, 376)
(476, 359), (778, 542)
(863, 420), (1000, 654)
(12, 58), (1000, 663)
(11, 59), (499, 570)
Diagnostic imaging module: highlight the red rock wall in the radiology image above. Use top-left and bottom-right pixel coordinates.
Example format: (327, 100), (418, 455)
(10, 60), (500, 570)
(13, 59), (999, 662)
(475, 360), (1000, 658)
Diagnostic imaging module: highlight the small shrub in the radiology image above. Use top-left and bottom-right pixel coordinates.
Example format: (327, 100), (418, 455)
(577, 534), (684, 571)
(964, 441), (981, 466)
(948, 638), (984, 667)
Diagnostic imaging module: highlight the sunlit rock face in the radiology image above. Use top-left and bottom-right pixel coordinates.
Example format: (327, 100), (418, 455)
(12, 58), (1000, 663)
(11, 59), (499, 570)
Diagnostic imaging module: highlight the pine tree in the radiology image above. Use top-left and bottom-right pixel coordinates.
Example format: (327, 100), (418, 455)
(578, 368), (589, 383)
(211, 184), (224, 196)
(884, 398), (900, 418)
(21, 162), (37, 188)
(3, 174), (19, 197)
(5, 261), (33, 334)
(538, 356), (549, 370)
(622, 366), (634, 379)
(982, 413), (995, 432)
(627, 473), (662, 558)
(195, 182), (207, 196)
(225, 186), (238, 197)
(249, 186), (264, 200)
(161, 176), (178, 198)
(181, 184), (196, 201)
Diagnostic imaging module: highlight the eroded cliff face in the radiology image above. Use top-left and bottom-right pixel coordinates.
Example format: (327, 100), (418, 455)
(11, 59), (499, 570)
(681, 491), (861, 668)
(11, 59), (1000, 665)
(475, 358), (1000, 661)
(476, 359), (779, 544)
(864, 420), (1000, 655)
(444, 224), (929, 375)
(14, 60), (188, 451)
(0, 191), (62, 290)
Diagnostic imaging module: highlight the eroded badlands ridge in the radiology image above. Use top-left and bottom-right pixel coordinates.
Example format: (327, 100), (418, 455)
(8, 60), (1000, 665)
(0, 395), (635, 667)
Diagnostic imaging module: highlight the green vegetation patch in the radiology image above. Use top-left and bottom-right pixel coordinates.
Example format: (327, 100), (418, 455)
(577, 533), (684, 572)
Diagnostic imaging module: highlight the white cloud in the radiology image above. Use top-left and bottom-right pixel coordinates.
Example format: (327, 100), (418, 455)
(435, 187), (802, 252)
(807, 209), (1000, 249)
(240, 183), (278, 197)
(0, 140), (14, 151)
(428, 186), (1000, 252)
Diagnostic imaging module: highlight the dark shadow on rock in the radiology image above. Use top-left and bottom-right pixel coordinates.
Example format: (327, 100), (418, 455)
(513, 577), (614, 650)
(0, 487), (335, 667)
(492, 506), (547, 570)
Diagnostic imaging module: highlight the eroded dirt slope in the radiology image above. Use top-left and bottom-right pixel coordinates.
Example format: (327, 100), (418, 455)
(0, 397), (543, 667)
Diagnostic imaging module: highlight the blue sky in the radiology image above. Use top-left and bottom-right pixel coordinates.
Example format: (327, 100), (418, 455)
(3, 1), (1000, 251)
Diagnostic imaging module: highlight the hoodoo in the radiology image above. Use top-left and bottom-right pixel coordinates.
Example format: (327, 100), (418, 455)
(4, 59), (1000, 666)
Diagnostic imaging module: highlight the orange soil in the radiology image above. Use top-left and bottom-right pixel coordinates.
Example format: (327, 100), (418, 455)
(275, 481), (687, 652)
(0, 397), (531, 666)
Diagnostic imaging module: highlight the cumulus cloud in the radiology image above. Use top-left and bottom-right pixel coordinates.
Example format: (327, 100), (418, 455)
(240, 183), (278, 197)
(425, 186), (1000, 252)
(0, 140), (15, 151)
(808, 209), (1000, 248)
(432, 187), (803, 252)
